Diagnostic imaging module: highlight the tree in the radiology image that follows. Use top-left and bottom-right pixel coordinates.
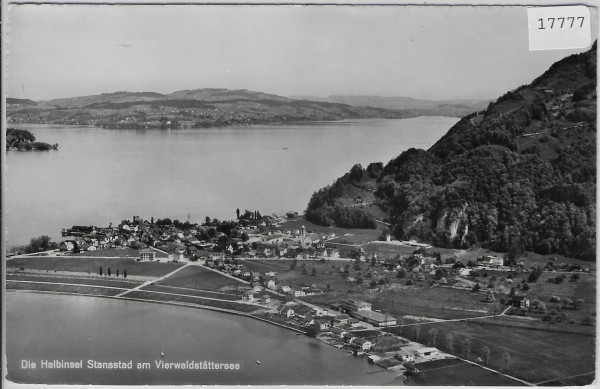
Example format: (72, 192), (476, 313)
(573, 299), (585, 310)
(236, 208), (240, 218)
(428, 328), (438, 347)
(25, 235), (57, 253)
(354, 258), (362, 271)
(502, 351), (512, 372)
(311, 268), (317, 276)
(301, 263), (308, 275)
(483, 346), (491, 367)
(99, 266), (103, 276)
(306, 322), (320, 337)
(446, 332), (454, 353)
(108, 267), (111, 276)
(570, 273), (580, 282)
(414, 326), (421, 341)
(434, 268), (446, 279)
(472, 283), (481, 292)
(116, 269), (120, 277)
(123, 269), (127, 278)
(462, 338), (472, 359)
(290, 259), (298, 270)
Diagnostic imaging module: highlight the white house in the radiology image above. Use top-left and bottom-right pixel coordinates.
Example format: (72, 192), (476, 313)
(352, 338), (373, 351)
(279, 306), (295, 318)
(267, 279), (276, 289)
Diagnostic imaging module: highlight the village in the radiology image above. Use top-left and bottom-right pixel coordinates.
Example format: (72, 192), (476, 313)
(5, 209), (590, 380)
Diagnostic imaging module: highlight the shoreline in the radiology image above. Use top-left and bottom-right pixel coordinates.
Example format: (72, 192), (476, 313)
(6, 288), (307, 335)
(8, 116), (458, 133)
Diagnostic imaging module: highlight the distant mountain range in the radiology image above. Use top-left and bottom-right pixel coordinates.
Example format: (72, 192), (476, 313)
(305, 43), (596, 260)
(290, 95), (491, 117)
(6, 88), (487, 129)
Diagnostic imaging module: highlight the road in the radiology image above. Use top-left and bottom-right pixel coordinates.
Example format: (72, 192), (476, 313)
(115, 263), (192, 297)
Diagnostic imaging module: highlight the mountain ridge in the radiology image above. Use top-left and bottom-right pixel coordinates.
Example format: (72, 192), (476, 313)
(290, 94), (491, 117)
(7, 88), (435, 128)
(305, 43), (597, 261)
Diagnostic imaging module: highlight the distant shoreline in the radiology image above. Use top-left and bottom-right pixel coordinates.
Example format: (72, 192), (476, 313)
(8, 116), (458, 132)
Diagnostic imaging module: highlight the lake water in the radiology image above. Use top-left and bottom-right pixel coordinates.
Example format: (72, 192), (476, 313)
(5, 292), (402, 385)
(5, 117), (457, 247)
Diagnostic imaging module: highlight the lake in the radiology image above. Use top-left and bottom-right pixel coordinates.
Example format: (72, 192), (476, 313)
(5, 117), (457, 247)
(5, 292), (403, 385)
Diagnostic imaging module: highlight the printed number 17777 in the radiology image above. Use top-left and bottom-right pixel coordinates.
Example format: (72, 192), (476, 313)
(538, 17), (585, 29)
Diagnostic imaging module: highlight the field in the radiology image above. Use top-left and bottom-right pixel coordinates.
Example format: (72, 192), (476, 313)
(387, 319), (595, 385)
(280, 218), (382, 245)
(143, 284), (241, 301)
(125, 290), (261, 313)
(243, 259), (360, 291)
(6, 280), (125, 297)
(156, 265), (245, 291)
(371, 287), (495, 321)
(7, 256), (183, 277)
(6, 272), (142, 289)
(408, 358), (523, 386)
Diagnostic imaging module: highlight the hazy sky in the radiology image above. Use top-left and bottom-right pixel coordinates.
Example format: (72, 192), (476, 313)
(5, 4), (597, 101)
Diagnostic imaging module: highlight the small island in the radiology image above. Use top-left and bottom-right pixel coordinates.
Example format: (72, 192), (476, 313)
(6, 128), (58, 151)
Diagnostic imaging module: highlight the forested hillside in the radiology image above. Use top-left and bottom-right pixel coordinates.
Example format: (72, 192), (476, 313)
(306, 43), (596, 260)
(6, 128), (58, 151)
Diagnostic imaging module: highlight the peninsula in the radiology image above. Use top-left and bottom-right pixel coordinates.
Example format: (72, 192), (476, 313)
(6, 128), (58, 151)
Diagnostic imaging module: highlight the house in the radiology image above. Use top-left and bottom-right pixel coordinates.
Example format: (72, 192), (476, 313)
(265, 271), (277, 278)
(352, 310), (397, 327)
(253, 285), (263, 292)
(508, 295), (530, 308)
(59, 241), (75, 252)
(352, 338), (373, 351)
(329, 327), (348, 338)
(416, 347), (439, 357)
(293, 289), (306, 297)
(354, 196), (363, 203)
(340, 299), (372, 312)
(140, 249), (156, 261)
(280, 285), (292, 293)
(264, 234), (284, 244)
(267, 279), (276, 289)
(459, 268), (472, 276)
(315, 319), (331, 331)
(242, 291), (254, 300)
(486, 256), (504, 267)
(342, 333), (357, 344)
(279, 306), (295, 318)
(334, 314), (350, 324)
